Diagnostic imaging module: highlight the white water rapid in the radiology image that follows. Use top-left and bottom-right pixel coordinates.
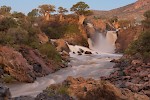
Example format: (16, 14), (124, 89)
(7, 31), (122, 98)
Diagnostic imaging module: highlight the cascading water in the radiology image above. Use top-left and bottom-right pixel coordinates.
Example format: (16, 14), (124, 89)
(7, 24), (122, 98)
(88, 31), (117, 53)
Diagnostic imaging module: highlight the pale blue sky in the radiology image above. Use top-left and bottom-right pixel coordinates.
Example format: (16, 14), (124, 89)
(0, 0), (137, 14)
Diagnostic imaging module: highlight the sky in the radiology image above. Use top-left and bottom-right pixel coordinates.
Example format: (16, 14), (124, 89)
(0, 0), (137, 14)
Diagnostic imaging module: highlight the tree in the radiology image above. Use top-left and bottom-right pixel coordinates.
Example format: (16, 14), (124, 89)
(11, 11), (26, 19)
(27, 9), (39, 23)
(70, 1), (92, 24)
(0, 5), (11, 15)
(27, 9), (39, 17)
(38, 4), (56, 21)
(58, 7), (68, 21)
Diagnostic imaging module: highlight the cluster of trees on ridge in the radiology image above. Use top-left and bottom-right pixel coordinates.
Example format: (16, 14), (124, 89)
(0, 1), (92, 24)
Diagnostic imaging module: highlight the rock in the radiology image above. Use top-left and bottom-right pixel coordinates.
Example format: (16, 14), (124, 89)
(0, 85), (11, 100)
(110, 59), (120, 63)
(19, 46), (55, 77)
(115, 26), (142, 52)
(0, 68), (4, 76)
(61, 51), (69, 57)
(131, 77), (141, 84)
(131, 60), (143, 66)
(0, 46), (35, 82)
(36, 93), (73, 100)
(143, 90), (150, 97)
(33, 63), (42, 73)
(139, 70), (149, 77)
(37, 32), (49, 44)
(54, 39), (70, 53)
(78, 53), (82, 55)
(121, 88), (149, 100)
(125, 82), (143, 92)
(77, 51), (81, 54)
(12, 96), (34, 100)
(79, 48), (84, 53)
(84, 51), (92, 54)
(64, 76), (79, 85)
(35, 84), (73, 100)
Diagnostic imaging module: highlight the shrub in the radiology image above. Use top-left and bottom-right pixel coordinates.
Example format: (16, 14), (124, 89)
(38, 43), (61, 62)
(41, 22), (80, 39)
(46, 84), (69, 96)
(125, 31), (150, 61)
(2, 74), (15, 83)
(0, 17), (17, 31)
(5, 27), (29, 45)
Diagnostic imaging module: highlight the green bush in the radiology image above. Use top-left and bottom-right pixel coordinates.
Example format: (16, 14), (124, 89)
(39, 43), (61, 62)
(41, 22), (80, 39)
(46, 84), (69, 96)
(6, 27), (29, 45)
(0, 17), (17, 31)
(2, 74), (15, 83)
(125, 31), (150, 61)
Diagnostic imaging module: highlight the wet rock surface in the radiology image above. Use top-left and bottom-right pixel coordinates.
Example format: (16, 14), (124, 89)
(0, 85), (11, 100)
(12, 96), (35, 100)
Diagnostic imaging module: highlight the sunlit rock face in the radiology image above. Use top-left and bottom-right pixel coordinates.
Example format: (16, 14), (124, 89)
(134, 0), (150, 9)
(0, 46), (35, 82)
(115, 26), (142, 53)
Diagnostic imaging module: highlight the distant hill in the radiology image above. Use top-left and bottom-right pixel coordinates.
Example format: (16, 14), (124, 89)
(91, 0), (150, 21)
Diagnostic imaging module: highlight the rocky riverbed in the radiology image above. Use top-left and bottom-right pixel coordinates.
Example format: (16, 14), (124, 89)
(102, 55), (150, 98)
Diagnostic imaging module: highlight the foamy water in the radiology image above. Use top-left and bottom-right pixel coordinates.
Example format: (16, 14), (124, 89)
(7, 31), (121, 97)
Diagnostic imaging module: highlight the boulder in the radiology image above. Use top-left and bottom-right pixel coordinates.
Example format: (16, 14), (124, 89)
(0, 85), (11, 100)
(0, 46), (35, 82)
(54, 39), (70, 53)
(131, 60), (143, 66)
(84, 51), (92, 54)
(37, 32), (49, 44)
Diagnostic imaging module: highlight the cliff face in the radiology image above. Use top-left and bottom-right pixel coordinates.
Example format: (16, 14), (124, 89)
(92, 0), (150, 20)
(115, 26), (143, 53)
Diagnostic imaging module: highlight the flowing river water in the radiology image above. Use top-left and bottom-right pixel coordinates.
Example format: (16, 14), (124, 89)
(7, 31), (122, 97)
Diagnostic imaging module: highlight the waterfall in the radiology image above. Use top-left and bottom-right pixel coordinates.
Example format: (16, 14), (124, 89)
(88, 31), (117, 53)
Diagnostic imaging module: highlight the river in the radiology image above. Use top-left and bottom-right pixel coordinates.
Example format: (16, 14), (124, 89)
(7, 31), (122, 97)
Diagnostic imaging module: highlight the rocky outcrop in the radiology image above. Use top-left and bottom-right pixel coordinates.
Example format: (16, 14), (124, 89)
(115, 26), (143, 53)
(103, 56), (150, 98)
(0, 85), (11, 100)
(0, 46), (35, 82)
(18, 46), (55, 77)
(86, 19), (106, 33)
(53, 39), (69, 53)
(37, 32), (49, 44)
(35, 87), (73, 100)
(48, 76), (149, 100)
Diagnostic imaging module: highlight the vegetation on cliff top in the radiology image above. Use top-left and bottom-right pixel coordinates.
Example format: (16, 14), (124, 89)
(0, 1), (91, 62)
